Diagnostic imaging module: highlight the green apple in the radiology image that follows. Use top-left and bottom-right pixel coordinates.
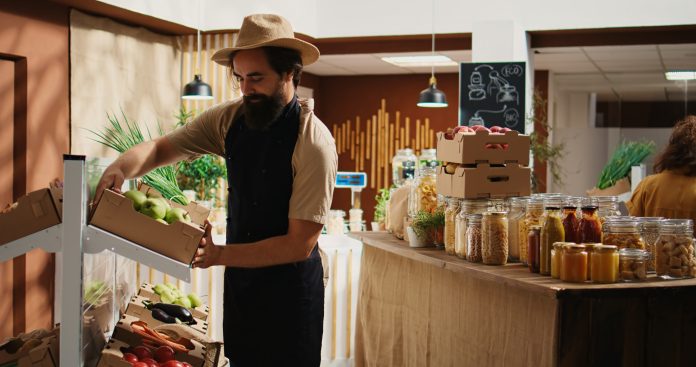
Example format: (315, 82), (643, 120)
(123, 190), (147, 211)
(156, 218), (168, 225)
(173, 296), (192, 309)
(153, 283), (167, 295)
(165, 207), (192, 224)
(160, 292), (175, 304)
(187, 293), (203, 308)
(150, 196), (171, 211)
(139, 198), (167, 220)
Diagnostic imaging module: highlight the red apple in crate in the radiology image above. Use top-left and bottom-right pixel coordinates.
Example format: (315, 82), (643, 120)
(161, 361), (185, 367)
(132, 346), (152, 361)
(132, 362), (149, 367)
(141, 358), (159, 367)
(123, 353), (138, 364)
(490, 125), (502, 133)
(154, 346), (175, 363)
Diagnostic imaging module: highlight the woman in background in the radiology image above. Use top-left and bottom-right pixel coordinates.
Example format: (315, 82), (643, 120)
(627, 115), (696, 235)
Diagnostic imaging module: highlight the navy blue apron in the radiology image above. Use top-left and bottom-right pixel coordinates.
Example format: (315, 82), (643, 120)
(222, 97), (324, 367)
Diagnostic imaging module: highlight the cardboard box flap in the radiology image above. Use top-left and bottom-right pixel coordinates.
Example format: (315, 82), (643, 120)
(0, 188), (62, 246)
(436, 130), (530, 166)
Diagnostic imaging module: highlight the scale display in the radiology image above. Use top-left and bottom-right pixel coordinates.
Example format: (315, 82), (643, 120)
(335, 172), (367, 189)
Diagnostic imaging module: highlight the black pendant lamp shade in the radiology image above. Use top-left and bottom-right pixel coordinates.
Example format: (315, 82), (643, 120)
(182, 74), (213, 100)
(417, 76), (448, 108)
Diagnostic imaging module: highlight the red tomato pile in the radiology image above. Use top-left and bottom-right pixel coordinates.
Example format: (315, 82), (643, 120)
(121, 345), (192, 367)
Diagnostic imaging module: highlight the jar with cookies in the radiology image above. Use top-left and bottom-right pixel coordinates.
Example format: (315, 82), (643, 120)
(655, 219), (695, 279)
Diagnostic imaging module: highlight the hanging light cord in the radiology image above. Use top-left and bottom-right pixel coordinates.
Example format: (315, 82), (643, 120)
(430, 0), (435, 81)
(196, 0), (202, 74)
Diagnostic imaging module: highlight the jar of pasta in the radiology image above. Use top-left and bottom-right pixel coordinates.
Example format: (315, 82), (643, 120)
(540, 201), (565, 276)
(591, 244), (618, 283)
(408, 165), (438, 217)
(602, 218), (646, 250)
(656, 219), (695, 279)
(466, 214), (483, 263)
(619, 248), (648, 282)
(561, 243), (588, 283)
(638, 217), (663, 272)
(508, 197), (528, 263)
(482, 212), (508, 265)
(444, 197), (461, 255)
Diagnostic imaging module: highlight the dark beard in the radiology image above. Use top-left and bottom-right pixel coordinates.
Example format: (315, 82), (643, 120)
(242, 92), (285, 131)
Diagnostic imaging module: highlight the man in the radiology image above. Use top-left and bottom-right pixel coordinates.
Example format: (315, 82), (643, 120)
(95, 14), (337, 367)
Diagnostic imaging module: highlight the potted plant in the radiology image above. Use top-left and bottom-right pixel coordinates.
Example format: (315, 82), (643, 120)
(408, 209), (445, 247)
(372, 186), (391, 231)
(528, 90), (566, 193)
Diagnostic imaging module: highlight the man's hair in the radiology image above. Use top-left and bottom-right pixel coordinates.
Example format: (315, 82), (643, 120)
(228, 46), (303, 88)
(654, 115), (696, 176)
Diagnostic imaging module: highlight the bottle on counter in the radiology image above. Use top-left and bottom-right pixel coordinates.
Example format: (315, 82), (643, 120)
(508, 197), (529, 263)
(638, 217), (663, 272)
(524, 197), (545, 266)
(618, 248), (649, 282)
(540, 199), (565, 276)
(560, 243), (588, 283)
(591, 244), (619, 283)
(466, 214), (483, 263)
(577, 201), (602, 244)
(527, 225), (542, 273)
(444, 197), (461, 255)
(562, 197), (582, 243)
(655, 219), (695, 279)
(482, 212), (509, 265)
(392, 148), (417, 187)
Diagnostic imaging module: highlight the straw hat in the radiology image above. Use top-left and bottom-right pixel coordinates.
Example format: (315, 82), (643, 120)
(211, 14), (320, 66)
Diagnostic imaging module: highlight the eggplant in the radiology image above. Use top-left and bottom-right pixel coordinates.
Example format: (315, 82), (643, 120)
(151, 307), (177, 323)
(142, 300), (195, 324)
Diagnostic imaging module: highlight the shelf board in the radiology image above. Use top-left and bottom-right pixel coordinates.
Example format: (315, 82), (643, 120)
(0, 224), (62, 262)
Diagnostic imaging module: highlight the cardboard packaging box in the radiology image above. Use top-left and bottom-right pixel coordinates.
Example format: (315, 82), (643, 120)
(0, 188), (62, 246)
(0, 328), (59, 367)
(89, 188), (209, 264)
(436, 164), (531, 199)
(96, 338), (138, 367)
(125, 295), (209, 335)
(138, 283), (209, 321)
(436, 130), (530, 166)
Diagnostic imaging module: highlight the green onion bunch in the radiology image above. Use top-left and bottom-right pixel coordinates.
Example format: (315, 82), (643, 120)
(597, 140), (656, 190)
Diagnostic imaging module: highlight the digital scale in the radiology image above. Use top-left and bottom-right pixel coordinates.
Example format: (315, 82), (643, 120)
(335, 171), (367, 209)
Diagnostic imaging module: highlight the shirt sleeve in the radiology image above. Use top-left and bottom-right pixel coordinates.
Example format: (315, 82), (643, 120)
(626, 179), (645, 216)
(288, 119), (338, 225)
(165, 104), (228, 158)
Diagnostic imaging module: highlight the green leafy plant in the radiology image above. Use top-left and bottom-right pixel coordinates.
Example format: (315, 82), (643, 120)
(373, 186), (392, 224)
(596, 140), (655, 189)
(528, 90), (566, 193)
(174, 106), (227, 202)
(411, 208), (445, 241)
(87, 110), (187, 205)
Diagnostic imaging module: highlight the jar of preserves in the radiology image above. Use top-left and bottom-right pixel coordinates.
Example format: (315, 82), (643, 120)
(408, 166), (438, 217)
(551, 242), (564, 279)
(602, 218), (645, 250)
(583, 243), (600, 280)
(596, 196), (621, 227)
(482, 212), (509, 265)
(507, 197), (528, 263)
(523, 198), (545, 266)
(562, 197), (582, 243)
(561, 243), (588, 283)
(540, 205), (564, 276)
(466, 214), (483, 263)
(392, 148), (417, 186)
(444, 197), (461, 255)
(656, 219), (695, 279)
(577, 204), (602, 244)
(638, 217), (663, 272)
(528, 225), (541, 273)
(591, 244), (619, 283)
(619, 248), (648, 282)
(417, 148), (438, 173)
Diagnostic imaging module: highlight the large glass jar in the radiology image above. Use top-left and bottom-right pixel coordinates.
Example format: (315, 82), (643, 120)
(408, 166), (438, 217)
(562, 197), (582, 243)
(602, 218), (646, 250)
(454, 199), (490, 259)
(656, 219), (695, 279)
(444, 197), (461, 255)
(454, 209), (467, 259)
(482, 212), (508, 265)
(619, 248), (649, 282)
(561, 244), (588, 283)
(638, 217), (663, 272)
(527, 225), (541, 273)
(596, 196), (621, 227)
(508, 197), (528, 263)
(523, 198), (545, 266)
(392, 148), (417, 186)
(577, 205), (602, 244)
(591, 244), (619, 283)
(417, 148), (438, 173)
(540, 206), (565, 276)
(466, 214), (483, 263)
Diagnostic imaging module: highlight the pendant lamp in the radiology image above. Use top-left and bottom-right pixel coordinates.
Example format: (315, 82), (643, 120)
(182, 1), (213, 100)
(417, 0), (448, 108)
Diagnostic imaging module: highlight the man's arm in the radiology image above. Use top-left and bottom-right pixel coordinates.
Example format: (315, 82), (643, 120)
(94, 136), (187, 202)
(194, 218), (322, 268)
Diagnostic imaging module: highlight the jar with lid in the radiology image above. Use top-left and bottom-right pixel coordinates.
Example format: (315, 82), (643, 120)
(582, 243), (599, 280)
(540, 201), (565, 276)
(508, 197), (528, 263)
(523, 198), (545, 266)
(391, 148), (417, 186)
(577, 202), (602, 244)
(619, 248), (648, 281)
(562, 197), (582, 243)
(482, 212), (508, 265)
(527, 225), (541, 273)
(596, 196), (621, 227)
(417, 148), (438, 173)
(326, 210), (346, 235)
(638, 217), (663, 272)
(444, 197), (461, 255)
(591, 244), (618, 283)
(408, 165), (438, 217)
(466, 214), (483, 263)
(602, 218), (645, 250)
(560, 243), (588, 283)
(455, 199), (490, 259)
(656, 219), (695, 279)
(551, 242), (564, 279)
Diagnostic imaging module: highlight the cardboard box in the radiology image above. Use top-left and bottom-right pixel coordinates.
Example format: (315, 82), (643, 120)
(138, 283), (209, 321)
(0, 188), (62, 246)
(586, 177), (631, 197)
(96, 338), (136, 367)
(436, 130), (530, 166)
(125, 295), (209, 335)
(436, 164), (531, 199)
(89, 189), (209, 264)
(0, 328), (59, 367)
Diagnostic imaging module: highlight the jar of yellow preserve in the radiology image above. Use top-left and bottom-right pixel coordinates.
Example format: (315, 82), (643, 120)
(560, 244), (588, 283)
(591, 244), (619, 283)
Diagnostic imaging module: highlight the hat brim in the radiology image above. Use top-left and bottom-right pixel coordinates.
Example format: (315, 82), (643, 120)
(211, 37), (320, 66)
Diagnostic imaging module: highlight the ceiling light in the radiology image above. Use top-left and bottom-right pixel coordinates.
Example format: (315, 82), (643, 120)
(381, 55), (457, 68)
(665, 71), (696, 81)
(417, 0), (448, 108)
(182, 0), (213, 100)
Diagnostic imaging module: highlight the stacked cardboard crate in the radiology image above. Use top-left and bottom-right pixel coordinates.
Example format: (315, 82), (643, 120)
(436, 130), (531, 199)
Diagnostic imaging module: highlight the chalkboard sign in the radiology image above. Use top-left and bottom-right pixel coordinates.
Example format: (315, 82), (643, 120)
(459, 62), (526, 133)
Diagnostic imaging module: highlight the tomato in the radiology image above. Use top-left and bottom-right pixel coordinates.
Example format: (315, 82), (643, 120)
(141, 358), (159, 367)
(123, 353), (138, 363)
(132, 363), (149, 367)
(132, 346), (152, 361)
(182, 363), (193, 367)
(161, 361), (185, 367)
(154, 345), (175, 363)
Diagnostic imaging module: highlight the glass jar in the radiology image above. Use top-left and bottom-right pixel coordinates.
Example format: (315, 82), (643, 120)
(602, 218), (645, 250)
(417, 148), (438, 173)
(583, 243), (600, 280)
(523, 198), (545, 266)
(326, 210), (346, 235)
(482, 212), (508, 265)
(619, 248), (649, 282)
(466, 214), (483, 263)
(638, 217), (663, 272)
(561, 244), (588, 283)
(551, 242), (564, 279)
(392, 148), (417, 186)
(454, 209), (467, 259)
(562, 197), (582, 243)
(591, 244), (619, 283)
(540, 206), (564, 276)
(577, 205), (602, 244)
(596, 196), (621, 227)
(408, 166), (438, 217)
(444, 198), (461, 255)
(656, 219), (695, 279)
(454, 199), (490, 259)
(527, 225), (541, 273)
(507, 197), (528, 263)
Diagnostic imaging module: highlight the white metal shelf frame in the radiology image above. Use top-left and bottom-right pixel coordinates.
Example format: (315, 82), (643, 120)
(0, 224), (62, 263)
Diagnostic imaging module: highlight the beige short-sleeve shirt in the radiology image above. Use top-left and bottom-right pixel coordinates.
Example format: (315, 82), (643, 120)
(166, 97), (337, 225)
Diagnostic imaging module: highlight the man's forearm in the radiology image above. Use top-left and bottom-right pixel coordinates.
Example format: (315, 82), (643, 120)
(216, 234), (316, 268)
(112, 141), (161, 179)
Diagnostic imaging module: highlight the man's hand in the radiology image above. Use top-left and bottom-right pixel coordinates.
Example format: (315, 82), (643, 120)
(94, 165), (126, 204)
(192, 220), (221, 268)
